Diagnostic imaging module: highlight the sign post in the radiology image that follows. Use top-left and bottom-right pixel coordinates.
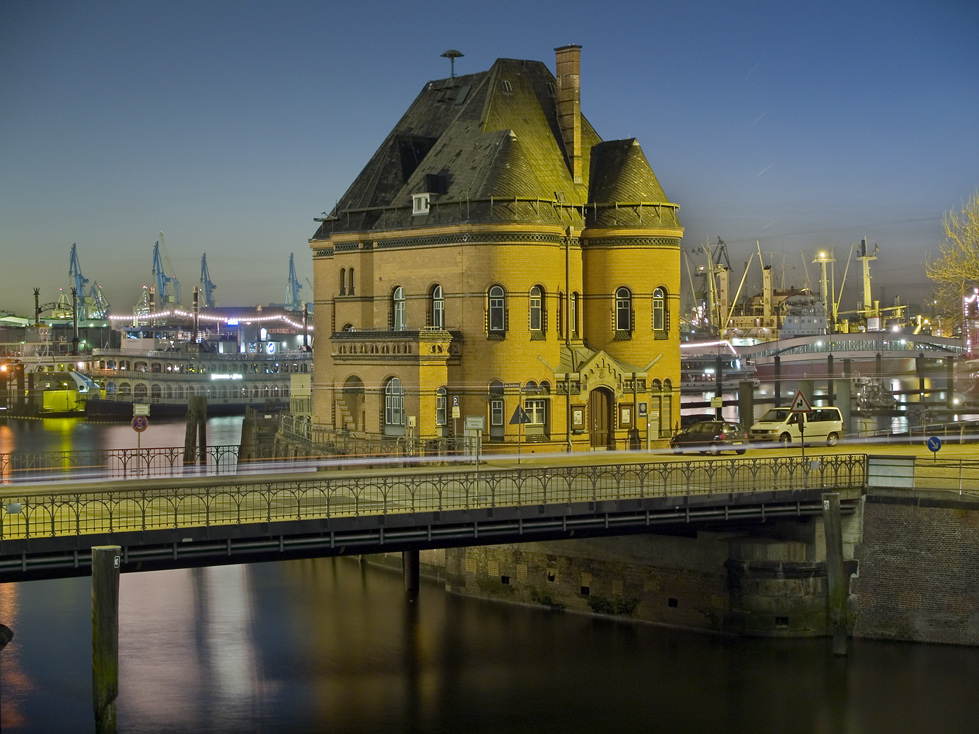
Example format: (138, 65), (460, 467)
(131, 412), (148, 477)
(789, 390), (813, 460)
(510, 405), (531, 463)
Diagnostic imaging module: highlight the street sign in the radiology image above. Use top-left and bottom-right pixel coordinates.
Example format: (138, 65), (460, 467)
(464, 416), (485, 431)
(131, 415), (148, 433)
(789, 390), (813, 413)
(926, 436), (942, 454)
(510, 405), (531, 425)
(710, 397), (723, 409)
(133, 403), (150, 417)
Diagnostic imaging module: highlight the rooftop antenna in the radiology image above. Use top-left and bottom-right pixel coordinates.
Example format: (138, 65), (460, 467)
(441, 49), (463, 78)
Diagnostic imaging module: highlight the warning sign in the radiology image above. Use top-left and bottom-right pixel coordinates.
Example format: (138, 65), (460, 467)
(789, 390), (813, 414)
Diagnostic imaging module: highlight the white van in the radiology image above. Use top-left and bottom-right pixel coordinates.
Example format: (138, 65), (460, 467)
(749, 406), (843, 447)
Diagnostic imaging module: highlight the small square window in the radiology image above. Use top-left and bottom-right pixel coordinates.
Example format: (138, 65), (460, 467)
(412, 193), (430, 215)
(668, 597), (678, 608)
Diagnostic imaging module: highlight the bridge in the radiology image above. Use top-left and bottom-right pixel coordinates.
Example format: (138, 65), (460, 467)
(0, 450), (869, 582)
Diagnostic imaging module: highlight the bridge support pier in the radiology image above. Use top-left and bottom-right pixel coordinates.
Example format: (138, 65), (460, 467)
(403, 550), (420, 600)
(822, 494), (848, 655)
(92, 545), (121, 733)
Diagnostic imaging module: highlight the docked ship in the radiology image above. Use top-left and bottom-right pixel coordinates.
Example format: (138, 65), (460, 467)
(1, 305), (313, 419)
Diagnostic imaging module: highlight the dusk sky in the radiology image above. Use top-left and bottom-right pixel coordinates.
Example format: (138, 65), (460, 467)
(2, 0), (977, 318)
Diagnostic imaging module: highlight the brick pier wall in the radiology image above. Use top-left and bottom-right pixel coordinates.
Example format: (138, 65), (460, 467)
(853, 491), (979, 646)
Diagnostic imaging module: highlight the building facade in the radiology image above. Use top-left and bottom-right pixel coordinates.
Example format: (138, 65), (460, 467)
(309, 46), (683, 452)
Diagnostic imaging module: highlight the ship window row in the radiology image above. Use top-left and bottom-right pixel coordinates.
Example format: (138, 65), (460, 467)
(104, 382), (288, 401)
(95, 360), (308, 374)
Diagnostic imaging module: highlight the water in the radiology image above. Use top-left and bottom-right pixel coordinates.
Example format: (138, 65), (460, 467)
(1, 418), (978, 732)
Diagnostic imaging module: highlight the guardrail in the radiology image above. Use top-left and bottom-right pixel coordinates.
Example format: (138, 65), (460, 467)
(0, 454), (866, 541)
(910, 457), (979, 497)
(0, 445), (243, 483)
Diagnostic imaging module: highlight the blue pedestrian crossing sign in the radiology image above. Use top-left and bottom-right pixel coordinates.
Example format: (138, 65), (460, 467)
(510, 405), (531, 425)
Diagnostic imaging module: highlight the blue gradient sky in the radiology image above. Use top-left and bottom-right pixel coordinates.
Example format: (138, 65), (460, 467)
(2, 0), (977, 317)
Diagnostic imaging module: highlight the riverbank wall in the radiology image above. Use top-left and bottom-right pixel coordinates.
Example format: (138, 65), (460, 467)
(370, 490), (978, 645)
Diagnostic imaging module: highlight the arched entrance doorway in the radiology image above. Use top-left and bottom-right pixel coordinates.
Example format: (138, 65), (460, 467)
(588, 386), (615, 449)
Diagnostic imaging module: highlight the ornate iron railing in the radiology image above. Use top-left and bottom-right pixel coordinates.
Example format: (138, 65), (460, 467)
(0, 454), (866, 541)
(0, 445), (242, 483)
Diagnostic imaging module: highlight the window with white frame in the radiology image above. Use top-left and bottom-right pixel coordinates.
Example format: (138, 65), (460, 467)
(384, 378), (404, 427)
(653, 287), (666, 332)
(436, 386), (447, 426)
(412, 193), (430, 215)
(524, 398), (546, 425)
(488, 285), (507, 333)
(431, 285), (444, 329)
(393, 286), (406, 331)
(490, 399), (505, 426)
(529, 285), (543, 332)
(615, 287), (633, 333)
(570, 291), (579, 337)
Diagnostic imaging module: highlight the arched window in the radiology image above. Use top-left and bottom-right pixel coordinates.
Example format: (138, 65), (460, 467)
(436, 386), (447, 426)
(392, 286), (406, 331)
(570, 292), (579, 337)
(339, 268), (346, 295)
(384, 377), (404, 430)
(653, 287), (666, 332)
(431, 285), (444, 329)
(348, 268), (355, 295)
(529, 285), (543, 332)
(615, 287), (633, 333)
(488, 285), (507, 333)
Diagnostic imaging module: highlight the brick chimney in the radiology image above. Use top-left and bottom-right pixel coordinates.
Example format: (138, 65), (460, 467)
(555, 44), (582, 184)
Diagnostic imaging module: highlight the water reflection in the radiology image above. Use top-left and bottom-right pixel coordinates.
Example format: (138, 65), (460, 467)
(2, 558), (979, 733)
(0, 416), (244, 455)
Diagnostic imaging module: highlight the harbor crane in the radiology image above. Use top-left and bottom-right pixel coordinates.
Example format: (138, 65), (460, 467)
(284, 253), (303, 311)
(152, 232), (181, 308)
(199, 253), (217, 307)
(685, 237), (731, 334)
(68, 243), (110, 319)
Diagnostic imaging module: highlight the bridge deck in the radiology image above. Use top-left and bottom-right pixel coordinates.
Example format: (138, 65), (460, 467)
(0, 454), (867, 581)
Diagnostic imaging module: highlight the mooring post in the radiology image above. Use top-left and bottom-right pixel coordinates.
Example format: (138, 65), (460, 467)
(92, 545), (121, 733)
(403, 549), (420, 600)
(821, 493), (848, 656)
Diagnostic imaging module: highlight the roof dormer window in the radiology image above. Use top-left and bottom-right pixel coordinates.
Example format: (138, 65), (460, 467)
(412, 193), (430, 216)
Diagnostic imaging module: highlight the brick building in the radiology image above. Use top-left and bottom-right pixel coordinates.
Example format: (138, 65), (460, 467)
(309, 46), (684, 451)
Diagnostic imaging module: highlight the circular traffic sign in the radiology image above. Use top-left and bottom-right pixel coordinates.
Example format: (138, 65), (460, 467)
(926, 436), (941, 453)
(132, 415), (149, 433)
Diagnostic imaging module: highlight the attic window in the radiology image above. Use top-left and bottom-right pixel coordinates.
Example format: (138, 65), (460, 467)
(500, 80), (512, 93)
(412, 193), (430, 215)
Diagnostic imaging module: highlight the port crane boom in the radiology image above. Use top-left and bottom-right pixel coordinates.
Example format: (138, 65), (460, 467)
(199, 253), (217, 307)
(67, 243), (110, 319)
(284, 253), (303, 311)
(152, 232), (181, 307)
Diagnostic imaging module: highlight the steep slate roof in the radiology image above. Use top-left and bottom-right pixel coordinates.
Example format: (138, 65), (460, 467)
(313, 57), (677, 238)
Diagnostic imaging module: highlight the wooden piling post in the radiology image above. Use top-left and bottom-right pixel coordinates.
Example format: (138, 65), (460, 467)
(403, 549), (420, 600)
(184, 396), (207, 465)
(92, 545), (121, 733)
(821, 493), (848, 656)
